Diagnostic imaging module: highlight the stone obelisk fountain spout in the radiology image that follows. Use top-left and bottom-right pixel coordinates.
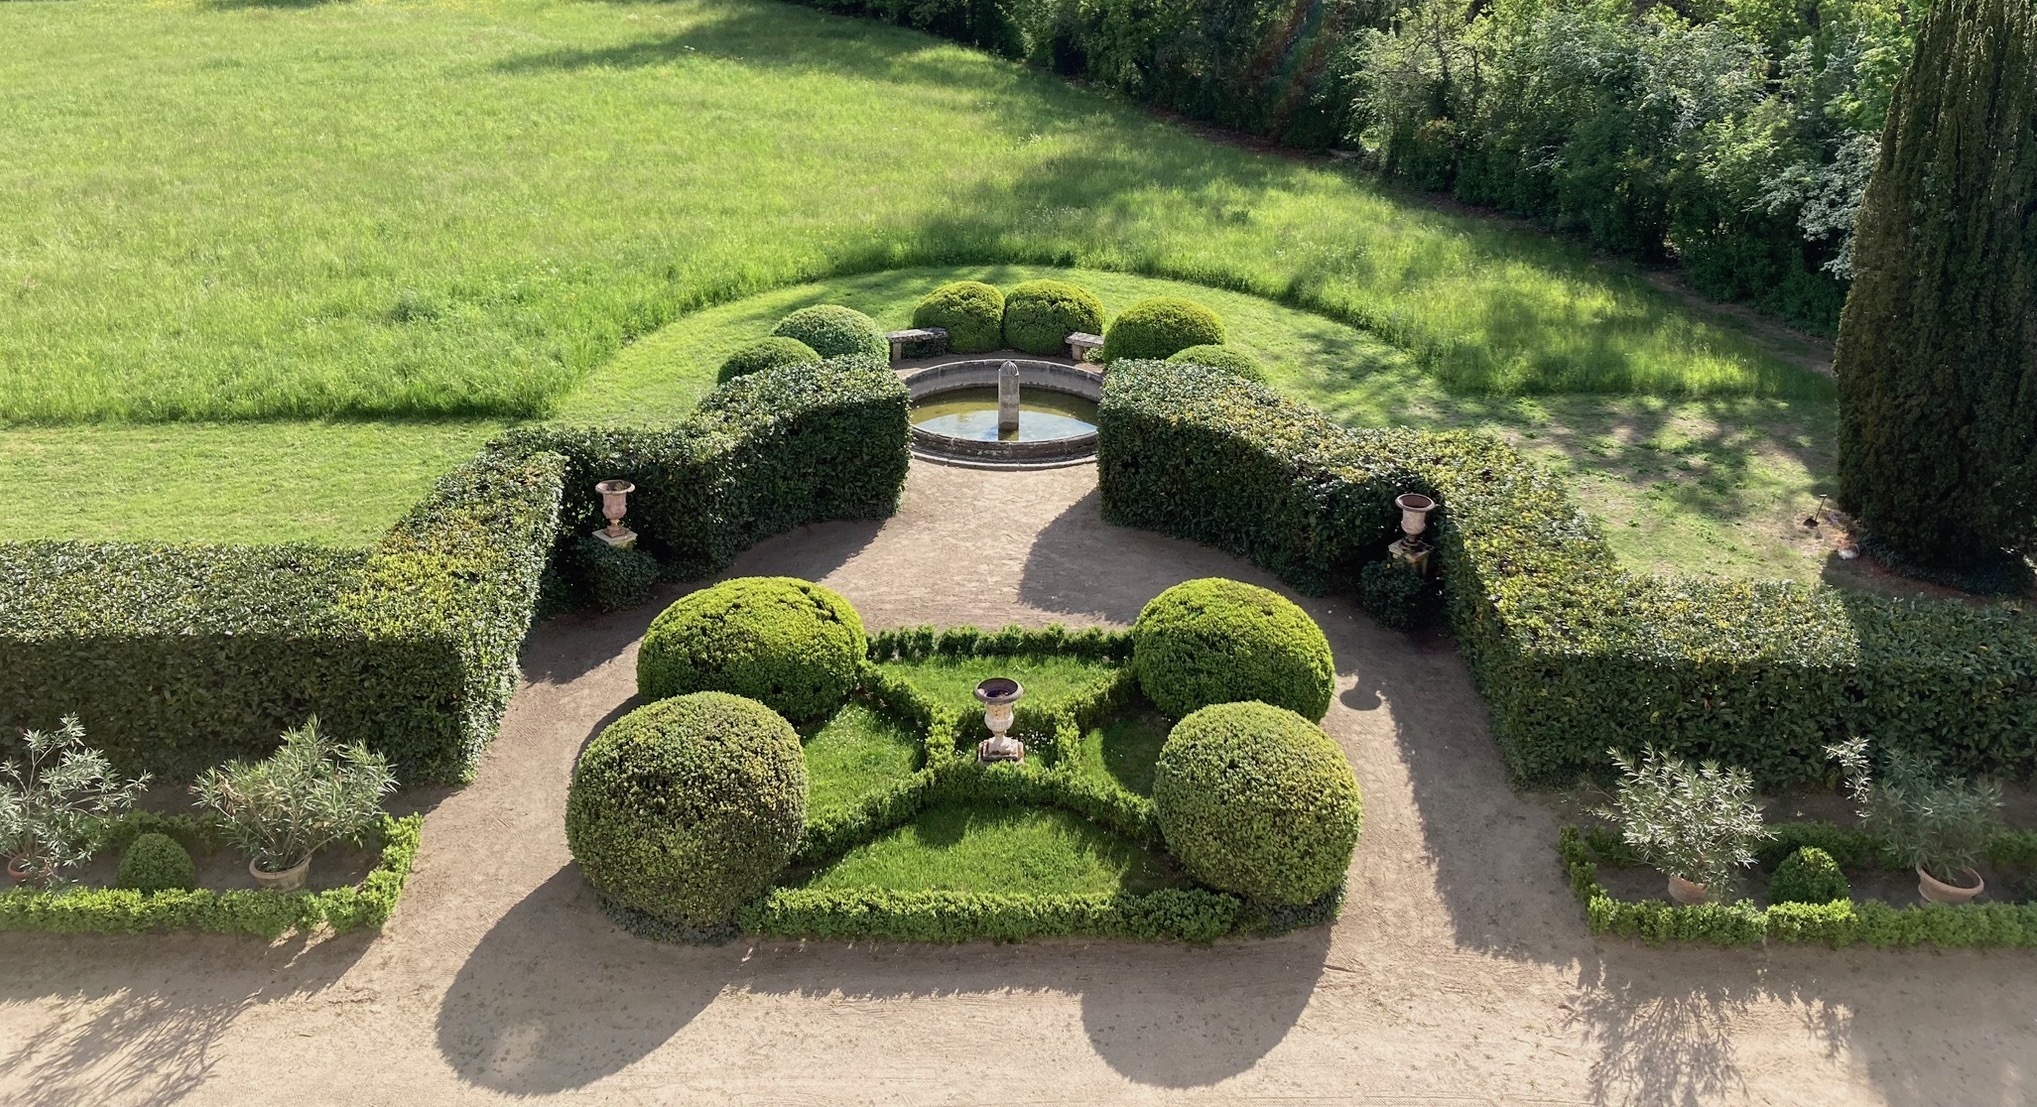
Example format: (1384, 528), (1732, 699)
(997, 359), (1020, 437)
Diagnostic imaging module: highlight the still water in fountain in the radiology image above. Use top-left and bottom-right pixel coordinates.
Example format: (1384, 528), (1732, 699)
(909, 387), (1099, 442)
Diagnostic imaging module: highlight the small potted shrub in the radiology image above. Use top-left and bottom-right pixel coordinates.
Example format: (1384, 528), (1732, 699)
(1828, 738), (2004, 904)
(1597, 747), (1769, 904)
(192, 719), (396, 892)
(0, 717), (149, 888)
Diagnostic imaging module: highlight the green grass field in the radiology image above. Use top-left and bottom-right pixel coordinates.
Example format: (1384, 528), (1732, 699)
(801, 702), (923, 816)
(800, 805), (1182, 895)
(877, 654), (1122, 716)
(1075, 713), (1169, 798)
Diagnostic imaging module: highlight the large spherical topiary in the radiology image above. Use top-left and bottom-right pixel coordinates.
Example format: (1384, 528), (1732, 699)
(771, 304), (888, 360)
(567, 692), (807, 929)
(1154, 701), (1362, 904)
(912, 281), (1005, 353)
(115, 832), (197, 893)
(718, 336), (820, 383)
(1166, 343), (1264, 382)
(637, 576), (866, 721)
(1102, 297), (1224, 362)
(1133, 578), (1336, 721)
(1001, 279), (1105, 355)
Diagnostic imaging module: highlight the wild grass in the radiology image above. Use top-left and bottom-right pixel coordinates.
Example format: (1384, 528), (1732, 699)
(802, 702), (921, 816)
(0, 0), (1821, 426)
(800, 804), (1182, 894)
(1074, 713), (1170, 799)
(876, 655), (1121, 715)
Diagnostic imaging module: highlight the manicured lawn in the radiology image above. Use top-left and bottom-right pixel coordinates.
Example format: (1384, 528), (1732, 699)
(802, 702), (921, 815)
(1075, 713), (1170, 799)
(800, 804), (1182, 894)
(877, 654), (1120, 715)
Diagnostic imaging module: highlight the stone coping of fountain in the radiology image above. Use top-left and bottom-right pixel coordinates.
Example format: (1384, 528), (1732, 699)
(902, 358), (1103, 469)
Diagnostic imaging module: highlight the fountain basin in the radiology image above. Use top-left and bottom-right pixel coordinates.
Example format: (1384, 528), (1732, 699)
(904, 359), (1101, 467)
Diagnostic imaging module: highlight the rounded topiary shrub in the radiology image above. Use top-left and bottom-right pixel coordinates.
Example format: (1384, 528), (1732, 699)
(718, 336), (820, 383)
(566, 692), (807, 930)
(115, 832), (197, 894)
(771, 305), (888, 361)
(1101, 297), (1224, 362)
(1132, 578), (1336, 721)
(1166, 343), (1264, 381)
(912, 281), (1005, 353)
(636, 576), (866, 721)
(1769, 846), (1851, 905)
(1001, 279), (1105, 355)
(573, 534), (660, 612)
(1154, 701), (1362, 905)
(1359, 558), (1430, 631)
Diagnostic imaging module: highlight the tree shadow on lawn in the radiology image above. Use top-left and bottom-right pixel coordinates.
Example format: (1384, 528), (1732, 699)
(437, 862), (1332, 1095)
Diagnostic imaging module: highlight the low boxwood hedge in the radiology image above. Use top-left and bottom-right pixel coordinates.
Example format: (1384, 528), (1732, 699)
(1002, 279), (1104, 355)
(1097, 360), (2037, 787)
(637, 577), (866, 721)
(771, 304), (889, 360)
(912, 281), (1004, 353)
(1102, 297), (1224, 362)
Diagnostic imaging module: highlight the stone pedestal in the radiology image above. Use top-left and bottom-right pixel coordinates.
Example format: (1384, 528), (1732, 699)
(997, 360), (1020, 436)
(1388, 537), (1431, 574)
(595, 527), (638, 550)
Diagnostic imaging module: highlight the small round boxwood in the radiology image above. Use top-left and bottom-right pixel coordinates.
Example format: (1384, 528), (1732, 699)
(1359, 558), (1429, 631)
(718, 336), (820, 383)
(1001, 279), (1105, 355)
(1769, 846), (1851, 905)
(115, 832), (197, 894)
(566, 692), (808, 930)
(637, 576), (866, 721)
(771, 305), (888, 360)
(1166, 343), (1263, 382)
(1132, 578), (1336, 721)
(1102, 297), (1224, 362)
(1154, 701), (1362, 905)
(912, 281), (1005, 353)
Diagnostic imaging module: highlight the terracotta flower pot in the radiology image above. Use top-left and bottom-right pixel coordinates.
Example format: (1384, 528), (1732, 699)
(1667, 874), (1708, 905)
(1916, 866), (1983, 905)
(7, 855), (52, 886)
(250, 855), (310, 892)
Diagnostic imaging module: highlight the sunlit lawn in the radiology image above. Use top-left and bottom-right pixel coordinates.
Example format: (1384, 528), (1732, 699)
(800, 804), (1182, 895)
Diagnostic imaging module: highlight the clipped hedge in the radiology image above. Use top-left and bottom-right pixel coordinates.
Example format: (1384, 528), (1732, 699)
(0, 452), (565, 783)
(1132, 578), (1336, 721)
(1102, 297), (1224, 362)
(638, 577), (866, 721)
(1002, 279), (1104, 355)
(1096, 361), (2037, 786)
(719, 336), (819, 383)
(772, 304), (889, 361)
(0, 814), (422, 938)
(1167, 343), (1264, 381)
(912, 280), (1005, 353)
(494, 357), (909, 583)
(739, 886), (1240, 943)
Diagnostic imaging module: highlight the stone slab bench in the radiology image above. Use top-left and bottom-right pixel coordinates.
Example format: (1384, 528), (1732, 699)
(886, 327), (949, 362)
(1065, 332), (1104, 361)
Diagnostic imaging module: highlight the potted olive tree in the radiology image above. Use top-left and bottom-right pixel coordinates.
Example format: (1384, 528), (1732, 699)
(1828, 738), (2004, 904)
(1, 717), (149, 888)
(192, 719), (395, 892)
(1597, 747), (1769, 904)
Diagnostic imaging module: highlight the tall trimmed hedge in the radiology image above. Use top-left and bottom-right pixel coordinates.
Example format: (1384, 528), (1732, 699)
(1097, 361), (2037, 786)
(0, 452), (566, 784)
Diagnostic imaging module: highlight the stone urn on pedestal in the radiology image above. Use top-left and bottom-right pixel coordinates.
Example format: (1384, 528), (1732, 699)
(974, 678), (1025, 764)
(1389, 492), (1437, 573)
(594, 479), (637, 549)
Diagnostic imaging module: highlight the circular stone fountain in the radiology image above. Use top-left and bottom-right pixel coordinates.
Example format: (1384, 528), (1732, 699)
(904, 359), (1101, 467)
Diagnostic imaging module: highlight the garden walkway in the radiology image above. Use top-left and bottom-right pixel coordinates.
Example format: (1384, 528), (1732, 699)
(3, 461), (2032, 1106)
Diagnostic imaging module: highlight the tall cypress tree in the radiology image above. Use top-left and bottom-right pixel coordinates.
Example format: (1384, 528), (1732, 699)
(1833, 0), (2037, 572)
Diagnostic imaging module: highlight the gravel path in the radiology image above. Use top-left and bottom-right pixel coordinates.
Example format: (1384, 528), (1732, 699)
(3, 461), (2031, 1106)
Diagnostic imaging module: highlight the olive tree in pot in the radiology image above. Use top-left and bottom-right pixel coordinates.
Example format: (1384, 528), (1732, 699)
(1828, 738), (2004, 904)
(0, 717), (149, 888)
(1597, 747), (1769, 905)
(192, 719), (395, 892)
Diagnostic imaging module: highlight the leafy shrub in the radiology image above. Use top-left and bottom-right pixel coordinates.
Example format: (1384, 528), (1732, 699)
(0, 716), (148, 887)
(572, 535), (659, 612)
(1131, 578), (1336, 721)
(912, 281), (1005, 353)
(1153, 701), (1362, 905)
(115, 832), (197, 894)
(1830, 738), (2005, 882)
(1102, 297), (1225, 362)
(1769, 846), (1850, 905)
(1166, 343), (1264, 381)
(637, 577), (866, 721)
(739, 886), (1239, 942)
(192, 718), (396, 875)
(1001, 279), (1105, 355)
(771, 305), (888, 360)
(1359, 558), (1429, 630)
(566, 692), (808, 930)
(718, 337), (819, 383)
(1596, 747), (1768, 891)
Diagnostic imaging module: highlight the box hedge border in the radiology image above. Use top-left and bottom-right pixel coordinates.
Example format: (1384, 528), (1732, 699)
(1097, 361), (2037, 788)
(0, 813), (422, 940)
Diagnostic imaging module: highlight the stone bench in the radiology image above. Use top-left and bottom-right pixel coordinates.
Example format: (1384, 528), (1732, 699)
(1065, 332), (1104, 362)
(886, 327), (948, 362)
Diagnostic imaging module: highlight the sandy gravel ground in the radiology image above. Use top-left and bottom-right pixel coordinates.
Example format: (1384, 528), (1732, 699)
(3, 461), (2032, 1106)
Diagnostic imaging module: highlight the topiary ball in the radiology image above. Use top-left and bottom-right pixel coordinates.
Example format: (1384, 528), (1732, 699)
(566, 692), (807, 930)
(573, 534), (660, 612)
(718, 336), (820, 383)
(637, 576), (866, 721)
(912, 281), (1005, 353)
(1359, 558), (1429, 632)
(771, 305), (889, 361)
(1769, 846), (1851, 905)
(115, 832), (197, 894)
(1132, 578), (1336, 721)
(1166, 343), (1264, 382)
(1001, 279), (1105, 355)
(1154, 701), (1362, 905)
(1102, 297), (1224, 362)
